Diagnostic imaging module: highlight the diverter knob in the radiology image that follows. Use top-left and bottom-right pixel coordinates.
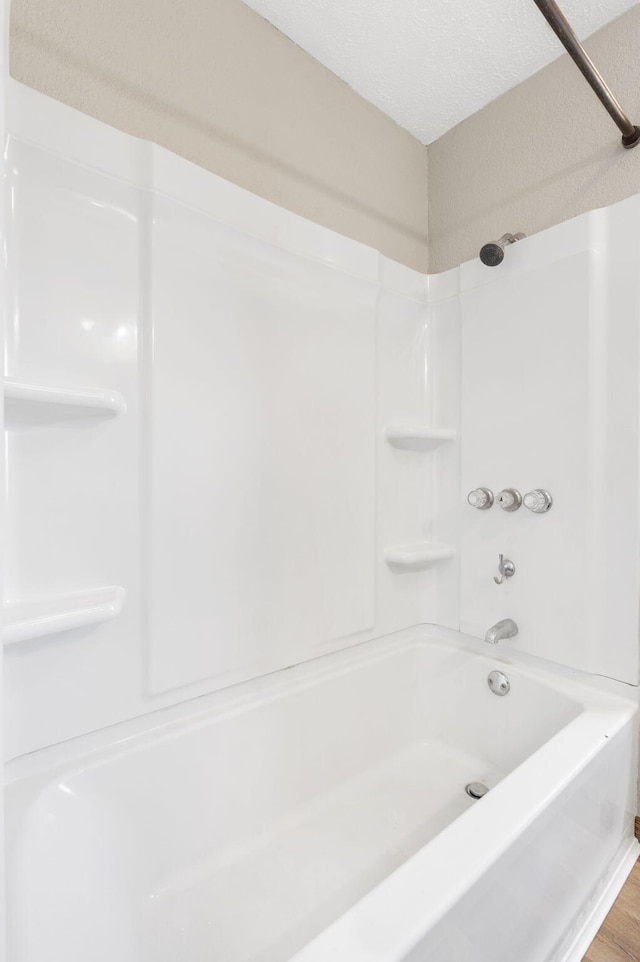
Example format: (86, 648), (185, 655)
(496, 488), (522, 512)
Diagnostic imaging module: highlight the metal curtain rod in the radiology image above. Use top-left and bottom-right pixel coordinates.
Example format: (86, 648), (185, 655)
(532, 0), (640, 149)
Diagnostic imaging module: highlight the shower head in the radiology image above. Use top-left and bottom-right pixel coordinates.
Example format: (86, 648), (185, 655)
(479, 232), (525, 267)
(479, 241), (505, 267)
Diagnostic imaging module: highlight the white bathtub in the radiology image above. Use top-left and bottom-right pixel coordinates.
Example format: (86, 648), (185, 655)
(6, 627), (638, 962)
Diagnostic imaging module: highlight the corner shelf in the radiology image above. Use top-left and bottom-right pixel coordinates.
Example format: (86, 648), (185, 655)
(5, 379), (125, 426)
(3, 585), (125, 647)
(384, 423), (455, 450)
(384, 542), (454, 570)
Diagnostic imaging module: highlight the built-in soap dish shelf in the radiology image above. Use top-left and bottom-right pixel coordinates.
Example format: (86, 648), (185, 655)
(384, 542), (454, 570)
(4, 379), (125, 426)
(384, 423), (455, 450)
(3, 585), (125, 647)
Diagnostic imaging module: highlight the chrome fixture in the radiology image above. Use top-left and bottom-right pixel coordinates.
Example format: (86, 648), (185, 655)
(479, 233), (525, 267)
(485, 618), (518, 644)
(523, 489), (553, 513)
(532, 0), (640, 149)
(467, 487), (494, 510)
(487, 670), (511, 696)
(466, 781), (490, 799)
(493, 553), (516, 585)
(496, 488), (522, 512)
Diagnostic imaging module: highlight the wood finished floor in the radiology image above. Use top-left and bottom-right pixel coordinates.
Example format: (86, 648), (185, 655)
(584, 859), (640, 962)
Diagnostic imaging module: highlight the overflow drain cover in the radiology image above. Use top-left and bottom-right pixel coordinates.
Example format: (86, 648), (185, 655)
(466, 782), (489, 799)
(487, 670), (510, 696)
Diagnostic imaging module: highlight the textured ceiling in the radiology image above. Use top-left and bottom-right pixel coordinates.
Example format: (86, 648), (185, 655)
(239, 0), (639, 144)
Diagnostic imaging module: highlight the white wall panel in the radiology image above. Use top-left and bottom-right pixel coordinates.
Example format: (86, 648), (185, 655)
(458, 212), (640, 684)
(148, 197), (377, 692)
(460, 251), (593, 664)
(426, 271), (462, 631)
(3, 133), (143, 759)
(4, 138), (140, 601)
(3, 82), (441, 757)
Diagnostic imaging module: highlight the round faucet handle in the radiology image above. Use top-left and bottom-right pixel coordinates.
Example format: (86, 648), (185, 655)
(467, 487), (494, 510)
(496, 488), (522, 511)
(523, 489), (553, 513)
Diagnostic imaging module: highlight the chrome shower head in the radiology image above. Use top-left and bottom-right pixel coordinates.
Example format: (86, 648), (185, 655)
(479, 232), (525, 267)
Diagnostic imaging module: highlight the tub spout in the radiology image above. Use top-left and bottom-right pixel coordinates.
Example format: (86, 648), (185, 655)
(485, 618), (518, 644)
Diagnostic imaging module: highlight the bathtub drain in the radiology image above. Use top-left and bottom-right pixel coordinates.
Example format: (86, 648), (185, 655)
(465, 782), (489, 799)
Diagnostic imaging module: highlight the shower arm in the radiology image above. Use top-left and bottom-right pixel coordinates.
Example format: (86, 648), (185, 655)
(531, 0), (640, 149)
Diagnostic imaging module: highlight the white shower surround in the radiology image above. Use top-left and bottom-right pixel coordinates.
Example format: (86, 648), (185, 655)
(3, 82), (640, 961)
(3, 81), (456, 761)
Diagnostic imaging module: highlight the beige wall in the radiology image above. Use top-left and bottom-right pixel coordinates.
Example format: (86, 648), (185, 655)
(11, 1), (640, 275)
(10, 0), (429, 271)
(428, 6), (640, 273)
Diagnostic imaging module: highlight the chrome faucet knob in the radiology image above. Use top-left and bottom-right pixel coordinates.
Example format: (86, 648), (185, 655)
(467, 487), (494, 510)
(523, 489), (553, 513)
(496, 488), (522, 511)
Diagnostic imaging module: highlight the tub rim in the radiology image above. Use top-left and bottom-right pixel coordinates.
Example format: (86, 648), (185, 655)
(5, 623), (636, 790)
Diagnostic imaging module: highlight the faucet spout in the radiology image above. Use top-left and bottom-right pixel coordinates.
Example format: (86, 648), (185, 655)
(485, 618), (518, 645)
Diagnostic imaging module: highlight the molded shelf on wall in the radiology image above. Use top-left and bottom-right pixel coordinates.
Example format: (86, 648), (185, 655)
(3, 585), (125, 647)
(4, 379), (126, 426)
(384, 423), (455, 450)
(384, 542), (455, 570)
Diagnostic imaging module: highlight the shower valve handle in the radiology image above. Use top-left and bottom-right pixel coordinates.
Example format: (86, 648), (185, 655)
(523, 489), (553, 513)
(467, 487), (494, 510)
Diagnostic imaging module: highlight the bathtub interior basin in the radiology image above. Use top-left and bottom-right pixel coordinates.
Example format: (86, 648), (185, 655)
(6, 626), (637, 962)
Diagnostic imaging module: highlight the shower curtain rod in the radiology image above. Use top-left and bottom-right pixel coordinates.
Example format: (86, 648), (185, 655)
(532, 0), (640, 149)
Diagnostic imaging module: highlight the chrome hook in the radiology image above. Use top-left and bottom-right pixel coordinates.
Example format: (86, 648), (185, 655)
(494, 553), (516, 585)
